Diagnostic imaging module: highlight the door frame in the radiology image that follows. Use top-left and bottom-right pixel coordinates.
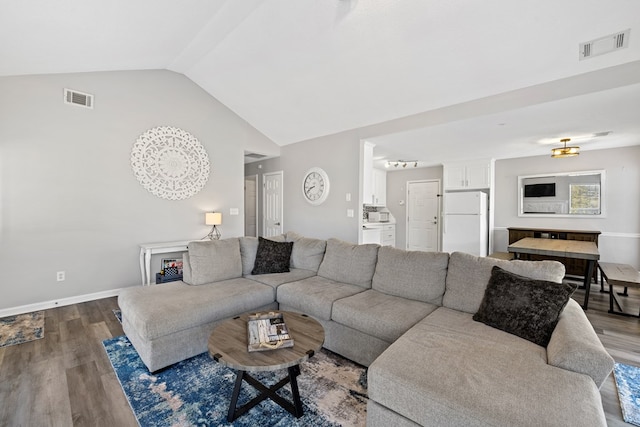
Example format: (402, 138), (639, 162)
(262, 170), (284, 236)
(405, 179), (441, 251)
(244, 174), (258, 237)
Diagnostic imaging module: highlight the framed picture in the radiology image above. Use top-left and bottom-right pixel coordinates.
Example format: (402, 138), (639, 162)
(161, 258), (183, 275)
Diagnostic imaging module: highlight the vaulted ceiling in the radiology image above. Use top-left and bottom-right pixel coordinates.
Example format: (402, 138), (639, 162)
(2, 0), (640, 165)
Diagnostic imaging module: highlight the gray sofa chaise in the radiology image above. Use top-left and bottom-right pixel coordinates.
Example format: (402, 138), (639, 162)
(118, 232), (614, 426)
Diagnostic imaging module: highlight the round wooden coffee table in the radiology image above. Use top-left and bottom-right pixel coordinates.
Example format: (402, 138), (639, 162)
(208, 311), (324, 422)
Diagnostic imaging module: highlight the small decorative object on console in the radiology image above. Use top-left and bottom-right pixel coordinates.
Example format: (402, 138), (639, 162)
(161, 258), (183, 275)
(155, 272), (183, 284)
(247, 312), (294, 352)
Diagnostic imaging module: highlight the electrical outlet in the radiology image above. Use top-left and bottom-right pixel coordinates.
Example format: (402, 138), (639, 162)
(56, 271), (65, 281)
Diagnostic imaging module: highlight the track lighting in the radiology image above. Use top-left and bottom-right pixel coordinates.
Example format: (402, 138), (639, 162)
(386, 160), (418, 168)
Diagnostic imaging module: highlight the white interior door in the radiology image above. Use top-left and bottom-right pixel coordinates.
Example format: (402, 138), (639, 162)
(407, 180), (440, 251)
(244, 175), (257, 237)
(263, 171), (284, 237)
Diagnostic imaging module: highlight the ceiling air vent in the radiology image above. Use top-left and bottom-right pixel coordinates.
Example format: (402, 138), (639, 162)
(64, 88), (94, 109)
(245, 152), (268, 160)
(579, 29), (630, 60)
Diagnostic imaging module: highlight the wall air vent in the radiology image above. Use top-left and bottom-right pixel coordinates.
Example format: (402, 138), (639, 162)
(64, 88), (94, 108)
(579, 29), (630, 60)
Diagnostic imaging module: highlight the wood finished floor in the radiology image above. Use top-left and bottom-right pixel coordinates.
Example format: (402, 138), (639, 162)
(0, 288), (639, 427)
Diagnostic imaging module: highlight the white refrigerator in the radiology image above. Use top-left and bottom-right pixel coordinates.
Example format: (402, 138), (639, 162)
(442, 191), (488, 256)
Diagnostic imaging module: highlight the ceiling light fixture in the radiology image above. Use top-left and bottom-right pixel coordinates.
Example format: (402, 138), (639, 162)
(386, 160), (418, 168)
(551, 138), (580, 158)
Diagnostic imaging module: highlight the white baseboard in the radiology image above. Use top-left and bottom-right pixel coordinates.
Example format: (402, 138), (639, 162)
(0, 288), (125, 318)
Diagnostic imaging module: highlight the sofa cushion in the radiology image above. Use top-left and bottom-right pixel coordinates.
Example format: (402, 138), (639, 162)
(372, 247), (449, 305)
(332, 289), (438, 343)
(239, 237), (259, 276)
(246, 268), (317, 293)
(442, 251), (565, 314)
(286, 231), (327, 272)
(185, 238), (242, 285)
(251, 237), (294, 275)
(118, 278), (275, 341)
(368, 307), (607, 426)
(473, 266), (577, 347)
(317, 238), (379, 288)
(277, 276), (365, 320)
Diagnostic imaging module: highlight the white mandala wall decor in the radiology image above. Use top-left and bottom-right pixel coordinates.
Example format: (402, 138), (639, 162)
(131, 126), (211, 200)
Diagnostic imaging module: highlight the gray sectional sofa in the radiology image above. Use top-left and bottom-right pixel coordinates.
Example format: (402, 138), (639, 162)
(118, 232), (614, 426)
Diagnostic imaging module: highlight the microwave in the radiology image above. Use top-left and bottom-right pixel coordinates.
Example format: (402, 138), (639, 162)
(368, 212), (389, 222)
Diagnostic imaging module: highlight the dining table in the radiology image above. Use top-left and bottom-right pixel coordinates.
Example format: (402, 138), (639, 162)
(507, 237), (600, 310)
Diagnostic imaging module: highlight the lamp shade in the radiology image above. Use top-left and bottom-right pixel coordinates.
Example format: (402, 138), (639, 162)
(205, 212), (222, 226)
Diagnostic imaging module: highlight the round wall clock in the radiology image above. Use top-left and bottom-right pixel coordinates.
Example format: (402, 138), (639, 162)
(302, 167), (330, 205)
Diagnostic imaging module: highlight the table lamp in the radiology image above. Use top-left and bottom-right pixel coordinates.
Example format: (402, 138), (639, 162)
(205, 212), (222, 240)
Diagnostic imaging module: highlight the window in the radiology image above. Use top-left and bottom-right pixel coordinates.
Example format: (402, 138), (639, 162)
(570, 184), (601, 214)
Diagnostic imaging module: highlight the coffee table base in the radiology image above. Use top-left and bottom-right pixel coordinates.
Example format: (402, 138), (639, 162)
(227, 365), (304, 422)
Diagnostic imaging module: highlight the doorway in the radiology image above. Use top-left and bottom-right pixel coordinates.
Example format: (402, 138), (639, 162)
(244, 175), (258, 237)
(263, 171), (284, 237)
(406, 180), (440, 251)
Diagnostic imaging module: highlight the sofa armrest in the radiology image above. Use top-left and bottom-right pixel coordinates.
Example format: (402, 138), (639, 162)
(182, 252), (192, 284)
(547, 299), (614, 389)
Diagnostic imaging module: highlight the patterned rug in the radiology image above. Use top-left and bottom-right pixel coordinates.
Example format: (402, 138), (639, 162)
(103, 335), (367, 426)
(0, 311), (44, 348)
(614, 362), (640, 426)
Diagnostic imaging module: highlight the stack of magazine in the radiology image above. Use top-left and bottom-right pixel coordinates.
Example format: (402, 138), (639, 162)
(247, 312), (294, 352)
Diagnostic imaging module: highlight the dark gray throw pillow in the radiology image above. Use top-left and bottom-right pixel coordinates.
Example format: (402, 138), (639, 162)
(251, 237), (294, 275)
(473, 266), (577, 347)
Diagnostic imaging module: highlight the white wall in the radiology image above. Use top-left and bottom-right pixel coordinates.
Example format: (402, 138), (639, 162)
(0, 70), (279, 311)
(246, 131), (361, 242)
(494, 145), (640, 268)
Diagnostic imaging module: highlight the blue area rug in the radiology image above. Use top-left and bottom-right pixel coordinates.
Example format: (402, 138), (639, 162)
(0, 311), (44, 348)
(103, 335), (367, 426)
(614, 362), (640, 426)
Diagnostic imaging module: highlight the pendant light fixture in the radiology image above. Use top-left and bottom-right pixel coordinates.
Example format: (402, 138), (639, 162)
(551, 138), (580, 158)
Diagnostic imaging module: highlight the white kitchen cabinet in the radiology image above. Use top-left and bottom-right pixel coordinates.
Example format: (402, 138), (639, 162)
(381, 224), (395, 247)
(362, 227), (382, 244)
(371, 168), (387, 206)
(444, 160), (493, 190)
(362, 224), (395, 246)
(363, 142), (374, 205)
(362, 141), (387, 206)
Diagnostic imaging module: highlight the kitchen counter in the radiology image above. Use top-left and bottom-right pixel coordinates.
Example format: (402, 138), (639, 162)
(363, 220), (396, 228)
(362, 222), (396, 247)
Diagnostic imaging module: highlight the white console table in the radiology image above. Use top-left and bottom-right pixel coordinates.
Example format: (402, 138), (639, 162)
(139, 240), (191, 286)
